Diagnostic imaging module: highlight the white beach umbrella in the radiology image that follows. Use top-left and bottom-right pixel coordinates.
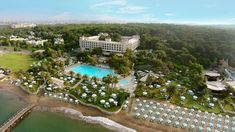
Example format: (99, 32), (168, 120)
(135, 113), (140, 118)
(190, 125), (195, 130)
(143, 114), (148, 120)
(143, 100), (146, 103)
(174, 121), (179, 127)
(141, 108), (145, 113)
(92, 94), (97, 98)
(206, 127), (211, 132)
(149, 110), (153, 114)
(156, 112), (160, 117)
(142, 91), (148, 96)
(198, 126), (203, 132)
(111, 93), (117, 99)
(138, 103), (143, 107)
(152, 106), (157, 110)
(178, 116), (183, 121)
(195, 114), (200, 119)
(181, 111), (186, 115)
(163, 113), (168, 118)
(186, 118), (190, 123)
(208, 122), (213, 127)
(136, 98), (140, 102)
(166, 119), (171, 125)
(158, 118), (163, 124)
(170, 115), (175, 119)
(201, 121), (206, 126)
(151, 116), (156, 121)
(145, 104), (150, 108)
(180, 96), (186, 101)
(100, 99), (105, 104)
(81, 93), (87, 98)
(193, 96), (198, 100)
(182, 123), (187, 129)
(100, 92), (106, 96)
(134, 107), (138, 111)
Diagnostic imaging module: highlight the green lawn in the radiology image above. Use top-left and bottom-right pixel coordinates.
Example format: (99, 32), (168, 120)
(0, 53), (35, 72)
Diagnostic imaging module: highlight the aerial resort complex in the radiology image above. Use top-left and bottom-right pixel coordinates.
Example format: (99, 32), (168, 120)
(0, 1), (235, 131)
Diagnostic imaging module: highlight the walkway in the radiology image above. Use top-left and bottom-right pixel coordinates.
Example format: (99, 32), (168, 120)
(72, 79), (83, 89)
(0, 105), (35, 132)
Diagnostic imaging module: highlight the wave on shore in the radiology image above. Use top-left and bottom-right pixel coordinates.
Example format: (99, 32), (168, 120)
(35, 107), (136, 132)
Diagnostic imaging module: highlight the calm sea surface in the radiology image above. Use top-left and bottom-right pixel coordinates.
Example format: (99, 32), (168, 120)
(0, 90), (112, 132)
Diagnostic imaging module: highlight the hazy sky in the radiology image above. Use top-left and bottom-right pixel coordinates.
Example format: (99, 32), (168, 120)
(0, 0), (234, 24)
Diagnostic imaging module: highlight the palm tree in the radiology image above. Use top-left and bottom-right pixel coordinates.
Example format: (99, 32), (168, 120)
(102, 75), (112, 93)
(76, 73), (81, 79)
(82, 74), (89, 81)
(91, 76), (98, 83)
(69, 71), (75, 77)
(112, 76), (118, 88)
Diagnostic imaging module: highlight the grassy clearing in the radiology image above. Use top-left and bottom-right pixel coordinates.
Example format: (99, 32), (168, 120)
(0, 53), (35, 72)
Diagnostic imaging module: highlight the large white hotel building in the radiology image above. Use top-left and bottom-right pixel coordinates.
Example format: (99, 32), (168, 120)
(79, 33), (140, 54)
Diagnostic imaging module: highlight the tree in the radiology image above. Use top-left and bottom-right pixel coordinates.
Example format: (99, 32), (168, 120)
(112, 76), (119, 88)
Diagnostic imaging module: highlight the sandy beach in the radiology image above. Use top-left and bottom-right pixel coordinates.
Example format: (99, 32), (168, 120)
(0, 81), (186, 132)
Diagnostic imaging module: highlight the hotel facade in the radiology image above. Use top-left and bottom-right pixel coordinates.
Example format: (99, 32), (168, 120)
(79, 34), (140, 54)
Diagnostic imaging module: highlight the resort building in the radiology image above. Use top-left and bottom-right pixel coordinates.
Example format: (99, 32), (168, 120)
(26, 39), (48, 47)
(11, 23), (36, 28)
(9, 35), (27, 41)
(79, 33), (140, 54)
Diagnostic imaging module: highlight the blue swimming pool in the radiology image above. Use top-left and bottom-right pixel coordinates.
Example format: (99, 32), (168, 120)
(118, 79), (128, 86)
(71, 65), (116, 78)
